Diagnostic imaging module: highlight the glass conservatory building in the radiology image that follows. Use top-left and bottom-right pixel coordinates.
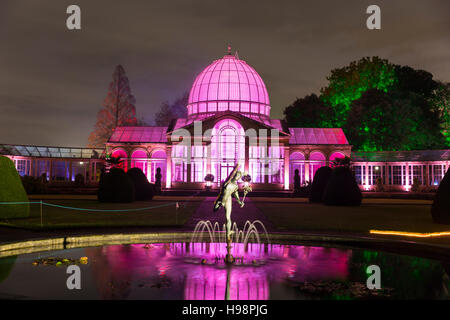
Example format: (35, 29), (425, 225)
(105, 49), (352, 190)
(1, 49), (449, 191)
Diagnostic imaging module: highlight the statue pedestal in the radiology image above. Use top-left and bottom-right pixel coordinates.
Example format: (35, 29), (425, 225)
(224, 239), (235, 264)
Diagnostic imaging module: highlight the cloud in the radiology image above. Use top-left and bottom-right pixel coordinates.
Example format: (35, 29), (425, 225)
(0, 0), (449, 146)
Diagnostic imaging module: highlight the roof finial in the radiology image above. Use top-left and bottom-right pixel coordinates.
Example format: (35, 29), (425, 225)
(227, 44), (232, 55)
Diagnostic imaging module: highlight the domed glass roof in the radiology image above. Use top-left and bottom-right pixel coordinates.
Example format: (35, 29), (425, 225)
(187, 51), (270, 118)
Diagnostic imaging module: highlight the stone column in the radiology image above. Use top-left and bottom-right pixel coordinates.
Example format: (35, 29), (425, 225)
(405, 163), (410, 187)
(186, 144), (192, 184)
(284, 146), (290, 190)
(206, 142), (212, 174)
(244, 137), (249, 174)
(385, 163), (390, 185)
(29, 159), (34, 177)
(305, 160), (310, 183)
(166, 146), (172, 188)
(49, 159), (54, 183)
(264, 139), (269, 184)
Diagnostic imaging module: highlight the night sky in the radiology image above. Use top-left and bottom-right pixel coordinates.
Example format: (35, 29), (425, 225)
(1, 0), (449, 147)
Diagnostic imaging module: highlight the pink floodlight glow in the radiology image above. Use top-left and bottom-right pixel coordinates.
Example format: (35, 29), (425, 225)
(187, 52), (270, 118)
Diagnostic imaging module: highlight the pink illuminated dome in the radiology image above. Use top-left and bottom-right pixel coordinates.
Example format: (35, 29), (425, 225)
(187, 47), (270, 118)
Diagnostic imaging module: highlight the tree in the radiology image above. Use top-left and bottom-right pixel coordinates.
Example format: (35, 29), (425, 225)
(394, 65), (438, 98)
(429, 82), (450, 146)
(154, 92), (188, 126)
(331, 156), (352, 168)
(344, 89), (446, 151)
(88, 65), (138, 147)
(283, 94), (335, 128)
(320, 57), (397, 126)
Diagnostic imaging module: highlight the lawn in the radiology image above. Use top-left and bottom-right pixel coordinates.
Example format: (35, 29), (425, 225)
(0, 199), (201, 230)
(252, 200), (445, 234)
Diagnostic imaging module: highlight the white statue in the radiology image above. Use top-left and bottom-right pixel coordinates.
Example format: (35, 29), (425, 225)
(213, 164), (252, 264)
(214, 164), (244, 242)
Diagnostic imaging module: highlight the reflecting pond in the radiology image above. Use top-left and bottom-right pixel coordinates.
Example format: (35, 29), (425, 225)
(0, 242), (448, 299)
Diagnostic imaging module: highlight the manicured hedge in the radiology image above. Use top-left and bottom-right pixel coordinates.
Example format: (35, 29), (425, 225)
(127, 168), (154, 201)
(98, 168), (135, 203)
(431, 168), (450, 224)
(0, 156), (30, 218)
(309, 166), (333, 203)
(323, 166), (362, 206)
(21, 175), (48, 194)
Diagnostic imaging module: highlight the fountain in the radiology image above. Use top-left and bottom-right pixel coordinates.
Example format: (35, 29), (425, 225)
(190, 220), (271, 263)
(190, 164), (268, 265)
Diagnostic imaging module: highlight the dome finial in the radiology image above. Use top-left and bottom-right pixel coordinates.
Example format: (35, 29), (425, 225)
(227, 44), (232, 55)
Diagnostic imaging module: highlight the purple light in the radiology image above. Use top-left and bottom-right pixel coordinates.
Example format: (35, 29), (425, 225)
(187, 53), (270, 117)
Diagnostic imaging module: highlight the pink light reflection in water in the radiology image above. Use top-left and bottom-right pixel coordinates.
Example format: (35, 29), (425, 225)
(86, 243), (351, 300)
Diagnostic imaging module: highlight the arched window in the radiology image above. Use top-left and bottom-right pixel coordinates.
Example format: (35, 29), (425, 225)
(290, 152), (305, 186)
(310, 151), (326, 181)
(131, 149), (148, 177)
(150, 150), (166, 183)
(211, 119), (245, 184)
(329, 152), (345, 164)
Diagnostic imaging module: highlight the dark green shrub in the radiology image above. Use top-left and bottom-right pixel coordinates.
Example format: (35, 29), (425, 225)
(309, 166), (333, 203)
(431, 168), (450, 224)
(126, 168), (154, 201)
(0, 156), (30, 218)
(204, 174), (214, 182)
(323, 166), (362, 206)
(74, 173), (84, 187)
(21, 175), (48, 194)
(375, 177), (384, 192)
(411, 177), (421, 192)
(98, 168), (135, 203)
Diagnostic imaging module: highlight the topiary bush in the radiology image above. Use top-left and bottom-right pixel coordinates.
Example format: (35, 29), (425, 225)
(411, 177), (421, 192)
(309, 166), (333, 203)
(0, 156), (30, 218)
(375, 177), (384, 192)
(74, 173), (85, 187)
(126, 168), (154, 201)
(98, 168), (135, 203)
(323, 166), (362, 206)
(431, 168), (450, 224)
(21, 175), (48, 194)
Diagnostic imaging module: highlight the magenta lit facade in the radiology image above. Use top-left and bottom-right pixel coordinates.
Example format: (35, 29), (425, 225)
(105, 50), (353, 191)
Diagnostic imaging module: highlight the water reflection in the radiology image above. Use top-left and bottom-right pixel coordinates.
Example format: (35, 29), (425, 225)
(86, 243), (351, 300)
(0, 243), (448, 300)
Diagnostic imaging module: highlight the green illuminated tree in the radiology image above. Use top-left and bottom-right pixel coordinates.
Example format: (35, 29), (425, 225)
(283, 94), (335, 128)
(320, 57), (397, 126)
(345, 89), (446, 151)
(429, 82), (450, 146)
